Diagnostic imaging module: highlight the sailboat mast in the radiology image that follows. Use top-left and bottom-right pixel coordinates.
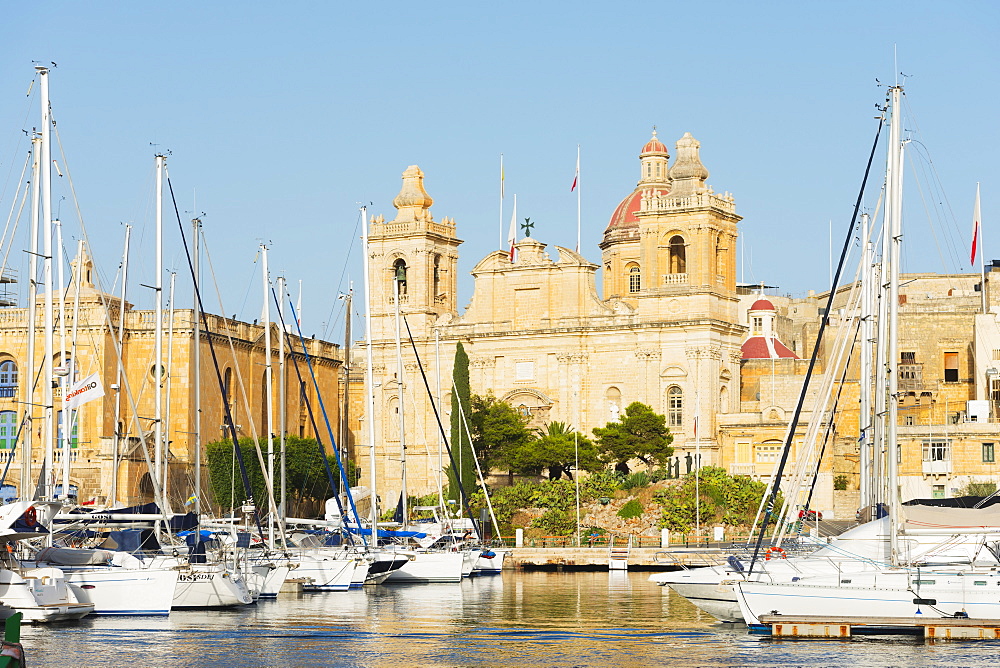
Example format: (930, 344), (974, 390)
(393, 268), (407, 525)
(341, 286), (352, 487)
(21, 133), (41, 501)
(56, 221), (69, 500)
(261, 243), (275, 548)
(154, 154), (165, 505)
(360, 206), (379, 524)
(165, 272), (176, 508)
(435, 329), (444, 510)
(39, 65), (55, 502)
(111, 225), (132, 506)
(63, 238), (84, 501)
(192, 217), (201, 515)
(885, 84), (905, 564)
(277, 274), (286, 524)
(859, 213), (874, 509)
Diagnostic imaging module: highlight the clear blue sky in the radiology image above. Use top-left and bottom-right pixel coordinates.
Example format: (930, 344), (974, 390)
(1, 2), (996, 340)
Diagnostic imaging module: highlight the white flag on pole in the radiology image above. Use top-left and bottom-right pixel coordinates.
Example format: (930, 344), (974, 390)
(65, 372), (105, 410)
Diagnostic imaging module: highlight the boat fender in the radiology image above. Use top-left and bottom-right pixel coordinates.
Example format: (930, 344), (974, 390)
(726, 555), (745, 573)
(764, 547), (786, 560)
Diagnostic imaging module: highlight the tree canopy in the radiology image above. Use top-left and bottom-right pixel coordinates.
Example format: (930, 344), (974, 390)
(526, 421), (603, 480)
(206, 435), (355, 518)
(466, 394), (534, 478)
(592, 401), (674, 474)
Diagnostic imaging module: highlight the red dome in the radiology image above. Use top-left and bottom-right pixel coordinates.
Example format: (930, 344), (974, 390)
(606, 188), (667, 232)
(741, 336), (798, 360)
(641, 137), (668, 155)
(750, 298), (775, 311)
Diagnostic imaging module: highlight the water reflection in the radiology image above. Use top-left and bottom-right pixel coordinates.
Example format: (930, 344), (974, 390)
(22, 571), (1000, 667)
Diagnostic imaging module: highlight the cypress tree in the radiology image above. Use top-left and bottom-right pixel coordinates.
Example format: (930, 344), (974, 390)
(447, 340), (475, 502)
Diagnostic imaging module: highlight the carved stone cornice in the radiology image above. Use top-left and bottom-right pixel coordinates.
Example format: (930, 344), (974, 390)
(685, 345), (721, 360)
(634, 349), (661, 360)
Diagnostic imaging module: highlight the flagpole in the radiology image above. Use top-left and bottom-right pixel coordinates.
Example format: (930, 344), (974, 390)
(978, 183), (986, 314)
(499, 153), (504, 251)
(576, 145), (581, 254)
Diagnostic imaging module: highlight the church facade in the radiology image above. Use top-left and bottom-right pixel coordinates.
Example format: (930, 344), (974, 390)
(357, 132), (747, 501)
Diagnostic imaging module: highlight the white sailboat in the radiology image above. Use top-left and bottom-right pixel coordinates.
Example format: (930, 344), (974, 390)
(735, 84), (1000, 629)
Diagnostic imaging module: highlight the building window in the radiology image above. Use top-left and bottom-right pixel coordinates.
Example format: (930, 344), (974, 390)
(56, 410), (79, 448)
(667, 386), (683, 427)
(904, 415), (914, 426)
(392, 259), (408, 297)
(628, 265), (641, 293)
(984, 443), (995, 463)
(0, 411), (16, 449)
(752, 316), (763, 333)
(0, 361), (16, 398)
(932, 484), (945, 499)
(433, 255), (441, 300)
(922, 438), (951, 463)
(944, 351), (959, 383)
(755, 442), (783, 463)
(901, 351), (916, 363)
(669, 236), (686, 274)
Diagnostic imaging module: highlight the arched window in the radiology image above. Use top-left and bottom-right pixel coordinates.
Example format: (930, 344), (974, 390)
(667, 386), (683, 427)
(392, 258), (408, 297)
(223, 367), (235, 430)
(719, 386), (729, 414)
(655, 163), (661, 178)
(628, 264), (641, 293)
(433, 255), (441, 299)
(669, 236), (686, 274)
(646, 164), (651, 179)
(0, 411), (17, 449)
(0, 361), (16, 398)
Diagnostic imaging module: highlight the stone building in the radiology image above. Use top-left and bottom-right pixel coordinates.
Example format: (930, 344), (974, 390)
(716, 271), (1000, 519)
(0, 252), (342, 510)
(356, 131), (746, 501)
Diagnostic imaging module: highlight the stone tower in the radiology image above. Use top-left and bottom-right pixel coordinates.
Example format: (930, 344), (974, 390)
(366, 165), (462, 342)
(600, 131), (741, 323)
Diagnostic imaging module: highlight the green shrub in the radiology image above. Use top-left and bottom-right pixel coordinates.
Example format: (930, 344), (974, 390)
(962, 480), (997, 497)
(617, 498), (644, 519)
(531, 508), (576, 535)
(652, 466), (774, 532)
(621, 471), (650, 490)
(833, 475), (849, 491)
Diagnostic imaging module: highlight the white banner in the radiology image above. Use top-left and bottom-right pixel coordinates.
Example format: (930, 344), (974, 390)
(65, 372), (105, 410)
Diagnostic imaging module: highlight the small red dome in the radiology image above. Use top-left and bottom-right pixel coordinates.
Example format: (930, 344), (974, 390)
(641, 136), (668, 155)
(750, 298), (775, 311)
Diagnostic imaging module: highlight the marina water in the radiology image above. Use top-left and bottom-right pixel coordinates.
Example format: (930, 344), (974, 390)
(23, 571), (1000, 667)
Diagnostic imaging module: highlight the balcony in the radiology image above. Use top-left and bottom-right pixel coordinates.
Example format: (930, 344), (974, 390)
(662, 273), (688, 285)
(922, 459), (952, 475)
(898, 364), (923, 392)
